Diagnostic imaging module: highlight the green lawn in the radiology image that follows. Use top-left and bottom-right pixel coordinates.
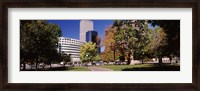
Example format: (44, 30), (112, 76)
(67, 66), (91, 71)
(27, 64), (179, 71)
(100, 64), (180, 71)
(100, 64), (152, 71)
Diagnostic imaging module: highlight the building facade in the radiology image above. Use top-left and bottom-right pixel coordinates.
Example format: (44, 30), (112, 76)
(86, 31), (98, 43)
(86, 31), (101, 53)
(58, 37), (85, 63)
(80, 20), (94, 42)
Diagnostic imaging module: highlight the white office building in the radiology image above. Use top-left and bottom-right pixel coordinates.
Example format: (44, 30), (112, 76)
(80, 20), (93, 42)
(58, 37), (85, 63)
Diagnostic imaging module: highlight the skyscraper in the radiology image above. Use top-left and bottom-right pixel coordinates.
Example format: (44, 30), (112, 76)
(86, 31), (98, 43)
(80, 20), (93, 42)
(86, 31), (101, 53)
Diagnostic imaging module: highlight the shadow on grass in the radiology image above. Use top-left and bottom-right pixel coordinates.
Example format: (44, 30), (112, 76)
(122, 64), (180, 71)
(66, 67), (77, 71)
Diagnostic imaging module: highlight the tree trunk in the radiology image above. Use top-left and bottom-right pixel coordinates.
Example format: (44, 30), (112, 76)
(48, 59), (52, 69)
(127, 53), (131, 65)
(130, 49), (135, 65)
(158, 57), (162, 64)
(170, 59), (172, 64)
(50, 63), (52, 68)
(30, 62), (32, 70)
(169, 56), (173, 65)
(42, 63), (45, 69)
(35, 58), (38, 70)
(142, 59), (144, 64)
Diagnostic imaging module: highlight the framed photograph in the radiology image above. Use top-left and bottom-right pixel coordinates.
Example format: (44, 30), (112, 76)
(1, 0), (199, 91)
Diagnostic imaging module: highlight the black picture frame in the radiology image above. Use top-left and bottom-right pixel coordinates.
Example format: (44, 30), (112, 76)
(1, 0), (199, 91)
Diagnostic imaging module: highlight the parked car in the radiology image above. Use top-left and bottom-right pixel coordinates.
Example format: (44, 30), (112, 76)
(39, 63), (45, 68)
(60, 61), (66, 66)
(73, 62), (82, 66)
(94, 61), (103, 66)
(121, 61), (127, 65)
(108, 61), (115, 65)
(103, 61), (108, 65)
(66, 62), (74, 67)
(87, 62), (92, 66)
(114, 61), (122, 65)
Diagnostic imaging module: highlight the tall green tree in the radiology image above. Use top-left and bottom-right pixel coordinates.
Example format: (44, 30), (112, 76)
(20, 20), (61, 70)
(134, 28), (151, 64)
(146, 27), (167, 63)
(80, 42), (97, 62)
(113, 20), (149, 65)
(148, 20), (180, 63)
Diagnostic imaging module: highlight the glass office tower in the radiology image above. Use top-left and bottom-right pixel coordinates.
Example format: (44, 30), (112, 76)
(86, 31), (101, 53)
(80, 20), (93, 42)
(86, 31), (98, 43)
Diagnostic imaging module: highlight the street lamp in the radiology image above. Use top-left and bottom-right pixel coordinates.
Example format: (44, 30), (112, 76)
(86, 53), (91, 62)
(85, 54), (88, 62)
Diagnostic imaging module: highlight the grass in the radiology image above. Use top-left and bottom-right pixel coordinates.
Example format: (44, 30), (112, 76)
(100, 64), (152, 71)
(67, 66), (91, 71)
(21, 63), (180, 71)
(100, 64), (180, 71)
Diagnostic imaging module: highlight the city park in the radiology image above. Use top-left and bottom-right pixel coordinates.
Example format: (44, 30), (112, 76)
(20, 20), (180, 71)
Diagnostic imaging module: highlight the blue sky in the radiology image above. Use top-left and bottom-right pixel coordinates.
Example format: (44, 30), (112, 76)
(47, 20), (114, 40)
(47, 20), (156, 52)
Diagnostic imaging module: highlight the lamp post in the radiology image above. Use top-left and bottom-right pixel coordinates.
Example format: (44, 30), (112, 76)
(86, 54), (88, 62)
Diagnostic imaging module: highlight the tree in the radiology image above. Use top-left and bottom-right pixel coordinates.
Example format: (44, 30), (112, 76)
(20, 20), (61, 70)
(102, 26), (119, 62)
(44, 49), (58, 68)
(20, 21), (36, 70)
(61, 53), (71, 66)
(134, 28), (151, 64)
(80, 42), (97, 62)
(148, 20), (180, 63)
(145, 27), (167, 63)
(113, 20), (149, 65)
(95, 54), (102, 61)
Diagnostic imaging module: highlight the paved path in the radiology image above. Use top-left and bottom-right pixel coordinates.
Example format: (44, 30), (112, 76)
(87, 66), (113, 71)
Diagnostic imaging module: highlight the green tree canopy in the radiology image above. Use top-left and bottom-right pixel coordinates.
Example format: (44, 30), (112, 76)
(113, 20), (149, 65)
(80, 42), (97, 62)
(20, 20), (62, 70)
(95, 54), (102, 61)
(148, 20), (180, 57)
(148, 20), (180, 64)
(145, 27), (167, 58)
